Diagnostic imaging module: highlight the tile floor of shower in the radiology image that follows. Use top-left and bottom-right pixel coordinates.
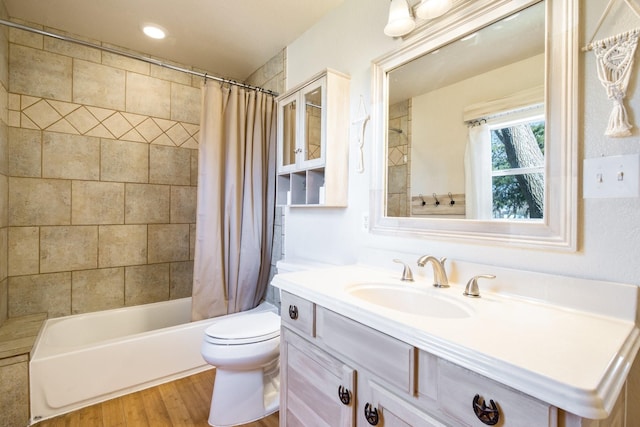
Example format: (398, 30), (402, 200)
(33, 369), (279, 427)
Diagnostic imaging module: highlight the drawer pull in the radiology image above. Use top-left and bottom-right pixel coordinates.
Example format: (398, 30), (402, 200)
(364, 403), (379, 425)
(338, 385), (351, 405)
(472, 394), (500, 425)
(288, 305), (298, 320)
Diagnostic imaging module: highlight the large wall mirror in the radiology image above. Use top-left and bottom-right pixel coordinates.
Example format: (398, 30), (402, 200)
(370, 0), (577, 249)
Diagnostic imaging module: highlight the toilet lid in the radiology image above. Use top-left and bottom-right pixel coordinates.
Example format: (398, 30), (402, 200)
(205, 311), (280, 344)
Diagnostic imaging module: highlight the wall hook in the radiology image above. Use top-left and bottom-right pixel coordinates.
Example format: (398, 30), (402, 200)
(448, 192), (455, 205)
(433, 193), (440, 206)
(419, 194), (426, 206)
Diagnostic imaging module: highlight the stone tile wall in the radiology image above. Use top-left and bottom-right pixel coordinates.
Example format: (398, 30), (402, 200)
(6, 22), (201, 318)
(0, 5), (28, 427)
(387, 99), (411, 217)
(5, 25), (287, 319)
(0, 8), (8, 328)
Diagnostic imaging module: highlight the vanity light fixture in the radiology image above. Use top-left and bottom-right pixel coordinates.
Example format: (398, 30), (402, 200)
(142, 24), (166, 40)
(384, 0), (416, 37)
(415, 0), (454, 20)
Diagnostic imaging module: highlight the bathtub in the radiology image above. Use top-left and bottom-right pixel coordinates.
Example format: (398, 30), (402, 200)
(29, 297), (276, 423)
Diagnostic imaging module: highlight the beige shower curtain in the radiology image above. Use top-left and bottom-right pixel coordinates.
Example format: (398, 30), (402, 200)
(192, 83), (277, 321)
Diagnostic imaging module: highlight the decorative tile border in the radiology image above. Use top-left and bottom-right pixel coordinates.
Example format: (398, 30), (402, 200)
(8, 94), (200, 149)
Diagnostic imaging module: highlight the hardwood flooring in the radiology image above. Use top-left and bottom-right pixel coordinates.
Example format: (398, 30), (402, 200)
(34, 369), (279, 427)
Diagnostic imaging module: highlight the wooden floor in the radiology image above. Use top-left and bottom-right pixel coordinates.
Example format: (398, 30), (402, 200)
(34, 369), (279, 427)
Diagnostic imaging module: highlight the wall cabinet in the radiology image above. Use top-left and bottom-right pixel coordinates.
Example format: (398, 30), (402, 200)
(279, 291), (629, 427)
(276, 69), (350, 207)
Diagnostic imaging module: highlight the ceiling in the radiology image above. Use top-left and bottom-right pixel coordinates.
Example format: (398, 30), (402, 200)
(3, 0), (345, 81)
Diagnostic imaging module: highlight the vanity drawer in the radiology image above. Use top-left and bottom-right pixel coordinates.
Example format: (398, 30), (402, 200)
(281, 291), (315, 337)
(316, 307), (415, 394)
(437, 359), (554, 427)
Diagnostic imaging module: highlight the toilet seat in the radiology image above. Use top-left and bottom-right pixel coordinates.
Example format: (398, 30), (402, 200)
(204, 311), (280, 345)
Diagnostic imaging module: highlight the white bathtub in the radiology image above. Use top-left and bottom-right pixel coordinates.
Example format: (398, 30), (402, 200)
(29, 297), (276, 423)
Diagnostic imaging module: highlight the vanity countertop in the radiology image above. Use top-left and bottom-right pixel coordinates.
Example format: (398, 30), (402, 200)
(271, 264), (640, 420)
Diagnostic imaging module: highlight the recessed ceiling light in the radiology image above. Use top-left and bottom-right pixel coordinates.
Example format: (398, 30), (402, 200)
(142, 25), (166, 40)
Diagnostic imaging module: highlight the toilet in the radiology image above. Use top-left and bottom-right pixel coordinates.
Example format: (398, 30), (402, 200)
(201, 303), (281, 427)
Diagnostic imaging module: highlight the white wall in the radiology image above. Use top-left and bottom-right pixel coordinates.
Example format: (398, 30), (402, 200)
(283, 0), (640, 286)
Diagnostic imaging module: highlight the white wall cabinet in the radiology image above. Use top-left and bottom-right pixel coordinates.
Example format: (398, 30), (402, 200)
(279, 291), (629, 427)
(276, 69), (350, 207)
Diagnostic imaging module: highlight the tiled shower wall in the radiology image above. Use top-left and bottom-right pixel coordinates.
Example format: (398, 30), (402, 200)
(6, 23), (200, 319)
(387, 99), (411, 217)
(4, 21), (285, 320)
(0, 7), (8, 327)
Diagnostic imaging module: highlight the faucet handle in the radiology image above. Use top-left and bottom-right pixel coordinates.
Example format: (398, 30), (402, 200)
(463, 274), (496, 298)
(393, 259), (414, 282)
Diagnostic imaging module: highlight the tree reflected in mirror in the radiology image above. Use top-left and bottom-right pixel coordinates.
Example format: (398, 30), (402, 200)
(491, 119), (544, 219)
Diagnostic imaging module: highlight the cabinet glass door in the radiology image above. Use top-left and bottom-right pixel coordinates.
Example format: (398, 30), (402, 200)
(301, 78), (325, 167)
(279, 95), (297, 171)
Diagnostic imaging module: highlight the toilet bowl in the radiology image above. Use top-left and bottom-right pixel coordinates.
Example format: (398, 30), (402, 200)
(201, 304), (280, 427)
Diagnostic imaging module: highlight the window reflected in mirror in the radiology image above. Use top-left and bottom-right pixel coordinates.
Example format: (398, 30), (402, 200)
(489, 114), (544, 219)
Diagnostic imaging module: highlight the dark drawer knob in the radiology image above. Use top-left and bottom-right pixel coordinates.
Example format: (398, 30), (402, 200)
(288, 304), (298, 320)
(338, 385), (351, 405)
(473, 394), (500, 425)
(364, 402), (379, 425)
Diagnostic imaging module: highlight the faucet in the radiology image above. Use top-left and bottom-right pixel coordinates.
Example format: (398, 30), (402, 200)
(393, 259), (414, 282)
(463, 274), (496, 297)
(417, 255), (449, 288)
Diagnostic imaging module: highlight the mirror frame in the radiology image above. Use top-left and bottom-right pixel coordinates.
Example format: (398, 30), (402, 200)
(370, 0), (577, 250)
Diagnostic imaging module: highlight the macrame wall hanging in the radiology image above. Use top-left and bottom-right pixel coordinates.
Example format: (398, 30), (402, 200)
(584, 0), (640, 137)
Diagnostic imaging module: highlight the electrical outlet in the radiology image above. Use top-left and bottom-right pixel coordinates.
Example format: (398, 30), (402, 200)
(583, 154), (640, 198)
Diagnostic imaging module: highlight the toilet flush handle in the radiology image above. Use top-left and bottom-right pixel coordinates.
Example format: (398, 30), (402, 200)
(288, 305), (299, 320)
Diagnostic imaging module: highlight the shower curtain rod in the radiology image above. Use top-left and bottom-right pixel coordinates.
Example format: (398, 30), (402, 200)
(0, 19), (279, 97)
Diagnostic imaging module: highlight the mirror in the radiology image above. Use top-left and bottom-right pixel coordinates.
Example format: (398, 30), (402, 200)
(304, 86), (323, 161)
(282, 100), (297, 167)
(371, 0), (577, 249)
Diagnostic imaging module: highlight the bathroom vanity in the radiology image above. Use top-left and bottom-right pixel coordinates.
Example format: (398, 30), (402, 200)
(272, 264), (640, 426)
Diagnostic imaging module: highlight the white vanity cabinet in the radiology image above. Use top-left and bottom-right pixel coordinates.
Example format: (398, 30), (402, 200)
(276, 69), (350, 207)
(279, 290), (627, 427)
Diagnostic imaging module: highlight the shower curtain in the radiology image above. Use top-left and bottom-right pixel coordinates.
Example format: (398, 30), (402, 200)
(192, 83), (277, 321)
(464, 124), (492, 220)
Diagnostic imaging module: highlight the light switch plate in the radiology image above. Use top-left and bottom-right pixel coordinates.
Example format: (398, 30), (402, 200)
(583, 154), (640, 198)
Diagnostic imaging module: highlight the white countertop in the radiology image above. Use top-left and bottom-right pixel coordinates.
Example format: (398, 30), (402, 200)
(272, 264), (640, 420)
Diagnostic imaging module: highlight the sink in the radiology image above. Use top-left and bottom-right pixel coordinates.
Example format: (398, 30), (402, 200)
(346, 283), (473, 319)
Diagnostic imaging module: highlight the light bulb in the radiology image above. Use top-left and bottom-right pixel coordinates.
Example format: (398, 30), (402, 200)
(384, 0), (416, 37)
(416, 0), (454, 20)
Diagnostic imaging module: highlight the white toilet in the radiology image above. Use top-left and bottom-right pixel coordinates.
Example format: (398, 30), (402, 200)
(201, 303), (281, 427)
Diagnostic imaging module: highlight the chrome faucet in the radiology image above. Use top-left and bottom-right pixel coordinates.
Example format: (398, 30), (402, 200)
(417, 255), (449, 288)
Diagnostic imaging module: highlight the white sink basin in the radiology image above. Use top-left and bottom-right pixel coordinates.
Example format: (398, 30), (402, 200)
(346, 283), (473, 319)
